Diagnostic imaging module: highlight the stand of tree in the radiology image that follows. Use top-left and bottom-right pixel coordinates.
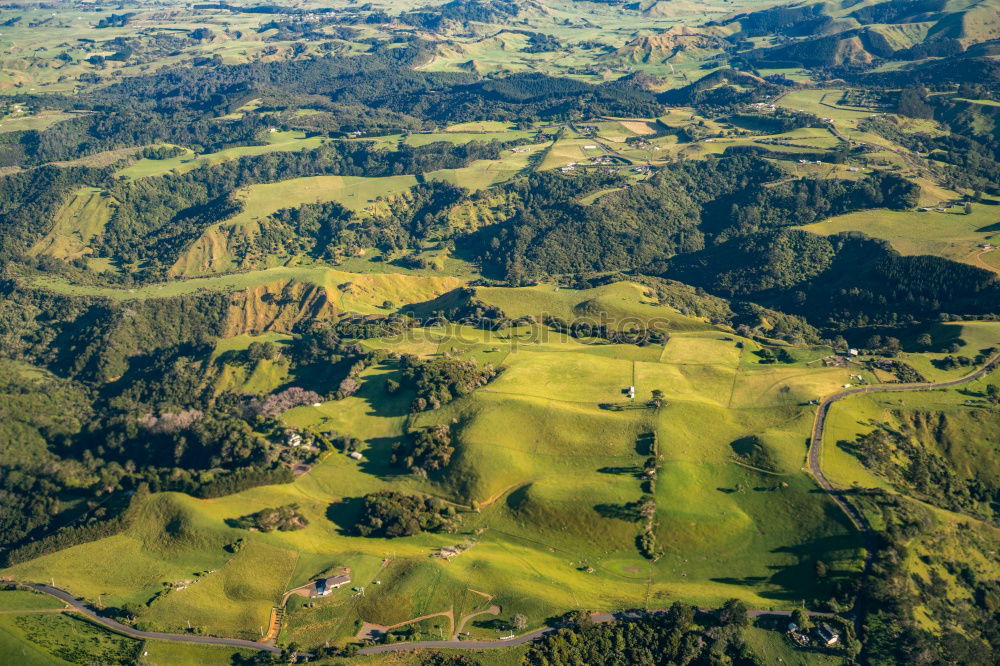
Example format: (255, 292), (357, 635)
(353, 491), (459, 537)
(523, 601), (767, 666)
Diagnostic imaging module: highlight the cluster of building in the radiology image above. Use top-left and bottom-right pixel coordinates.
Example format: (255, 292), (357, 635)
(787, 621), (841, 648)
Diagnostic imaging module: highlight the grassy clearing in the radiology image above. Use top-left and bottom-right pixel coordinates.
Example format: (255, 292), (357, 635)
(138, 642), (256, 666)
(425, 144), (547, 191)
(29, 186), (114, 260)
(143, 539), (298, 640)
(117, 132), (326, 180)
(890, 321), (1000, 381)
(230, 174), (420, 225)
(475, 281), (714, 332)
(799, 201), (1000, 271)
(0, 589), (65, 610)
(0, 612), (139, 665)
(445, 121), (519, 132)
(777, 89), (875, 127)
(403, 130), (535, 147)
(0, 109), (76, 133)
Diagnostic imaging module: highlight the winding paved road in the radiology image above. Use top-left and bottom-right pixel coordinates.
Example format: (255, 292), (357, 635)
(805, 352), (998, 633)
(11, 353), (997, 656)
(17, 583), (281, 654)
(808, 352), (1000, 537)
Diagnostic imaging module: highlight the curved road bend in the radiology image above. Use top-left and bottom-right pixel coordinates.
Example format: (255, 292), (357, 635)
(808, 352), (1000, 539)
(807, 352), (1000, 634)
(19, 583), (281, 654)
(13, 354), (998, 657)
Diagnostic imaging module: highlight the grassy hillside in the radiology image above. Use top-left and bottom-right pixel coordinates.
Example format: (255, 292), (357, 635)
(28, 187), (115, 260)
(4, 322), (868, 645)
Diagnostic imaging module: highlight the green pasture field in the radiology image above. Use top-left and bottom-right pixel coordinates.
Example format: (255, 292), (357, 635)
(474, 281), (716, 332)
(138, 642), (257, 666)
(4, 314), (866, 646)
(403, 130), (535, 147)
(799, 200), (1000, 272)
(0, 109), (75, 133)
(0, 611), (140, 665)
(538, 135), (600, 170)
(117, 132), (328, 180)
(777, 89), (876, 127)
(865, 321), (1000, 383)
(445, 121), (519, 132)
(819, 363), (1000, 515)
(0, 589), (65, 610)
(424, 143), (548, 190)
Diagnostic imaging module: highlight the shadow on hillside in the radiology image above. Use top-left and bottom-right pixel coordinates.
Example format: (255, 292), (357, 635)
(399, 288), (473, 320)
(472, 618), (509, 631)
(359, 362), (412, 419)
(597, 466), (642, 477)
(636, 432), (656, 455)
(710, 527), (864, 602)
(326, 496), (364, 536)
(593, 503), (643, 522)
(358, 435), (409, 479)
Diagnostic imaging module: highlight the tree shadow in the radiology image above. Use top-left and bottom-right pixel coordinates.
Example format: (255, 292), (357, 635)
(472, 618), (509, 631)
(594, 502), (642, 522)
(636, 432), (656, 456)
(710, 576), (769, 586)
(357, 363), (412, 419)
(500, 485), (527, 515)
(597, 466), (642, 477)
(399, 288), (475, 321)
(357, 435), (409, 478)
(326, 497), (364, 536)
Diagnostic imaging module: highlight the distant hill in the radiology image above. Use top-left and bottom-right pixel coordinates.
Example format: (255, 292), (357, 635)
(660, 68), (777, 105)
(713, 0), (1000, 68)
(605, 26), (730, 64)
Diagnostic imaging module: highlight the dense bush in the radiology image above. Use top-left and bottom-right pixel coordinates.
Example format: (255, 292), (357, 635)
(353, 491), (459, 537)
(399, 354), (500, 412)
(232, 504), (309, 532)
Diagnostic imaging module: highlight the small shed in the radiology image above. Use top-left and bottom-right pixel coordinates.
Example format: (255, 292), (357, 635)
(348, 451), (363, 460)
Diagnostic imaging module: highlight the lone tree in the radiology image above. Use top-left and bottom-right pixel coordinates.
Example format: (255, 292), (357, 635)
(511, 614), (527, 631)
(718, 598), (749, 627)
(649, 389), (665, 409)
(791, 608), (813, 632)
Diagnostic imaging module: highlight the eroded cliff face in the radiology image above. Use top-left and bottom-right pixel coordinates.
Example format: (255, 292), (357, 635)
(225, 279), (336, 335)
